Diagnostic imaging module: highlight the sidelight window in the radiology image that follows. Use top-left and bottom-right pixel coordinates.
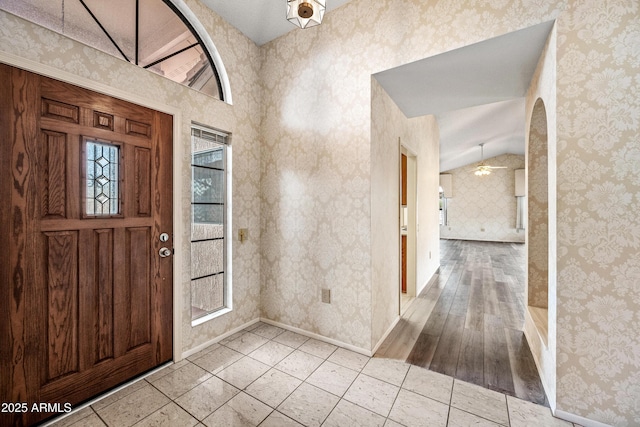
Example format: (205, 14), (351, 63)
(190, 124), (231, 324)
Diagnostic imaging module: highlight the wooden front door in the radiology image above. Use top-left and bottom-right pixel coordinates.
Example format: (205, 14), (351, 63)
(0, 64), (173, 426)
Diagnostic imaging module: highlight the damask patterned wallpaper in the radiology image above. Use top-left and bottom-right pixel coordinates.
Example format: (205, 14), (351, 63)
(528, 100), (550, 309)
(259, 0), (639, 424)
(1, 0), (638, 424)
(439, 154), (526, 243)
(524, 23), (558, 411)
(371, 78), (440, 349)
(555, 2), (639, 425)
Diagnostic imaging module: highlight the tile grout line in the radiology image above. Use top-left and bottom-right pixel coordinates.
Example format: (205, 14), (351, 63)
(234, 326), (337, 423)
(55, 319), (554, 427)
(447, 378), (457, 426)
(260, 341), (334, 425)
(383, 365), (411, 425)
(144, 377), (203, 424)
(92, 407), (109, 427)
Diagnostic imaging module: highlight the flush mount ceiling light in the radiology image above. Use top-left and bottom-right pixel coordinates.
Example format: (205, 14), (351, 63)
(287, 0), (326, 29)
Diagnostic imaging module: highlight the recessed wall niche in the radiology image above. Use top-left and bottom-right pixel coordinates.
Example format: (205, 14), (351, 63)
(527, 98), (549, 344)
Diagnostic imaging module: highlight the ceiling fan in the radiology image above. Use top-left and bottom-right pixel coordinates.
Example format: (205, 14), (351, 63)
(470, 143), (507, 176)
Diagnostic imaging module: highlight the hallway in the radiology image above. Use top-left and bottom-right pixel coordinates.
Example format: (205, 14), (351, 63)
(376, 239), (546, 405)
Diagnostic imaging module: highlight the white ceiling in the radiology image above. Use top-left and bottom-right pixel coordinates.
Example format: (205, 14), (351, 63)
(373, 21), (555, 118)
(437, 98), (526, 172)
(200, 0), (352, 46)
(374, 20), (555, 172)
(200, 2), (554, 173)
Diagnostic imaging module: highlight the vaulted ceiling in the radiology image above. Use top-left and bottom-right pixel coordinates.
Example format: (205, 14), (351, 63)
(201, 2), (554, 172)
(200, 0), (352, 46)
(373, 20), (555, 172)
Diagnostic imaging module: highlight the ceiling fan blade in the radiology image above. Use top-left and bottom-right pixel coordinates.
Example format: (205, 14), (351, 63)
(486, 166), (508, 169)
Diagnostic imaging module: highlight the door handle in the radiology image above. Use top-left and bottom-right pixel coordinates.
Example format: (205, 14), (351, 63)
(159, 247), (172, 257)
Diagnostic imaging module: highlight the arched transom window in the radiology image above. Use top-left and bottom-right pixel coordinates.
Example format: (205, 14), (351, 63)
(1, 0), (224, 100)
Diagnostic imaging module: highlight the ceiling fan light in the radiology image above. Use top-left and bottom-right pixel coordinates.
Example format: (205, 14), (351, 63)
(474, 165), (491, 176)
(287, 0), (326, 29)
(473, 144), (492, 176)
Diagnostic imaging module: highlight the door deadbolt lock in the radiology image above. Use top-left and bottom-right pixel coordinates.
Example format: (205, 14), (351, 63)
(159, 247), (172, 257)
(160, 233), (170, 242)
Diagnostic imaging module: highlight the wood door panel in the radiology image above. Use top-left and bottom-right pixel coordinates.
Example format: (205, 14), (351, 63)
(77, 227), (117, 367)
(44, 231), (79, 383)
(39, 344), (156, 404)
(40, 78), (154, 125)
(40, 117), (153, 149)
(41, 97), (80, 123)
(94, 229), (115, 363)
(0, 64), (13, 406)
(1, 65), (173, 426)
(126, 119), (152, 138)
(39, 217), (156, 232)
(40, 130), (68, 219)
(93, 111), (115, 131)
(127, 227), (152, 350)
(134, 147), (152, 217)
(5, 67), (41, 410)
(151, 109), (174, 366)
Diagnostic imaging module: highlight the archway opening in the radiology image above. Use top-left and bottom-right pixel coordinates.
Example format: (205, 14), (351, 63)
(527, 98), (549, 344)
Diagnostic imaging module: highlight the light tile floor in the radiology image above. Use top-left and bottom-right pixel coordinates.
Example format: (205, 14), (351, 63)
(50, 322), (580, 427)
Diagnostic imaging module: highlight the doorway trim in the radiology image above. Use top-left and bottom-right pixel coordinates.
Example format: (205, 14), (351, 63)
(0, 51), (185, 362)
(400, 142), (418, 315)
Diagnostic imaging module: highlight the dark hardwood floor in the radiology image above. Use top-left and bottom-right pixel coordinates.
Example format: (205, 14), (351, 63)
(376, 239), (547, 405)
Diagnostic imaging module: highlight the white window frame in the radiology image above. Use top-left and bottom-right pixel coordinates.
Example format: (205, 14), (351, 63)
(190, 124), (232, 326)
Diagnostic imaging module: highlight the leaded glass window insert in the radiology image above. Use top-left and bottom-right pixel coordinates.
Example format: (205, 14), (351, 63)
(190, 125), (231, 323)
(85, 140), (120, 216)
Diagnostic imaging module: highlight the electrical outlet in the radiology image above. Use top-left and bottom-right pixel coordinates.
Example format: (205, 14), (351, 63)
(321, 288), (331, 304)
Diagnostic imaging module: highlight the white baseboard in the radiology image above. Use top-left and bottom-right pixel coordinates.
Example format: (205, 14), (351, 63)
(183, 317), (374, 361)
(260, 318), (372, 357)
(180, 318), (260, 360)
(523, 310), (555, 411)
(554, 409), (612, 427)
(372, 316), (401, 355)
